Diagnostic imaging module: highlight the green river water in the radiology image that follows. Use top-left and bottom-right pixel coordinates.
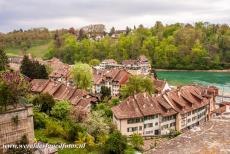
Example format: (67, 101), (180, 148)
(157, 71), (230, 95)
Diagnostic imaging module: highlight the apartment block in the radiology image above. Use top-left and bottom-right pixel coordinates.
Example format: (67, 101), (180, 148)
(112, 85), (217, 136)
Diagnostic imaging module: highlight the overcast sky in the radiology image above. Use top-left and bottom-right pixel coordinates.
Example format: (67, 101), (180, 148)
(0, 0), (230, 32)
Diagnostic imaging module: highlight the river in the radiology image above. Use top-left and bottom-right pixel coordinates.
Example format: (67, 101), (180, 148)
(156, 71), (230, 95)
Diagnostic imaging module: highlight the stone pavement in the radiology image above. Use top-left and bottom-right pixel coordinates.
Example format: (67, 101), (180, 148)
(145, 118), (230, 154)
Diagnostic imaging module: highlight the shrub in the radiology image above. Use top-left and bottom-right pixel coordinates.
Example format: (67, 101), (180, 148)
(44, 119), (66, 138)
(33, 111), (47, 129)
(51, 100), (71, 120)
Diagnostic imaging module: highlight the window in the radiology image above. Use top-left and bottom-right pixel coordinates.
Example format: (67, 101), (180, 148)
(145, 130), (153, 135)
(170, 122), (176, 127)
(155, 122), (158, 126)
(127, 118), (143, 124)
(139, 126), (142, 131)
(127, 127), (138, 132)
(187, 119), (191, 123)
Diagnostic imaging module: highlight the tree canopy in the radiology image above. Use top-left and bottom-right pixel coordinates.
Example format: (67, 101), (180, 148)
(71, 62), (93, 90)
(120, 75), (155, 98)
(20, 55), (48, 79)
(45, 22), (230, 70)
(0, 48), (8, 71)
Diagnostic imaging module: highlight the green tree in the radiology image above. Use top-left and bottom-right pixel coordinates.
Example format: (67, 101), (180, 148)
(89, 59), (100, 66)
(0, 71), (30, 111)
(0, 82), (15, 111)
(82, 110), (110, 137)
(120, 75), (155, 98)
(20, 55), (48, 79)
(109, 27), (115, 36)
(51, 100), (71, 120)
(101, 86), (111, 100)
(0, 48), (8, 71)
(104, 130), (128, 154)
(129, 133), (144, 150)
(32, 93), (55, 114)
(71, 63), (93, 90)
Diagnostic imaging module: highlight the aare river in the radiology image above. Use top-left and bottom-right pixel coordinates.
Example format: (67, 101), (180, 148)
(157, 71), (230, 95)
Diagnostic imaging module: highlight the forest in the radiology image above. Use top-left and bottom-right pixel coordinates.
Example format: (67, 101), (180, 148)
(2, 22), (230, 70)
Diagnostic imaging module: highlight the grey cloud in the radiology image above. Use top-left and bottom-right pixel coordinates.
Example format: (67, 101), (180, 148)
(0, 0), (229, 32)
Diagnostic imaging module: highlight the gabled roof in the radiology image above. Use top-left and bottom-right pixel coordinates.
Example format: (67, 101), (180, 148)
(30, 79), (97, 111)
(112, 85), (212, 119)
(165, 86), (209, 114)
(93, 68), (130, 85)
(112, 92), (176, 119)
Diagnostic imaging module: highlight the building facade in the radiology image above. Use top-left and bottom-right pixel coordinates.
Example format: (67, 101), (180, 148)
(92, 69), (130, 96)
(112, 85), (217, 136)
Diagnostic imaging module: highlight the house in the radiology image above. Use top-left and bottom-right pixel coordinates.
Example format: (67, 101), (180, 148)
(153, 79), (171, 94)
(45, 58), (72, 85)
(122, 55), (151, 75)
(30, 79), (98, 112)
(0, 103), (34, 153)
(112, 85), (218, 136)
(99, 59), (119, 69)
(92, 69), (130, 96)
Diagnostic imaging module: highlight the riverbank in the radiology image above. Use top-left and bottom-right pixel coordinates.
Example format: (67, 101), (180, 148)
(156, 69), (230, 73)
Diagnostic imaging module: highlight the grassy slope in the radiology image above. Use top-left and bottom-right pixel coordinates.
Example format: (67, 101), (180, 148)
(6, 41), (50, 58)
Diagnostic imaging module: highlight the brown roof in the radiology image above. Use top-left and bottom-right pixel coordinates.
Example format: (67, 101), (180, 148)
(153, 79), (166, 93)
(112, 92), (176, 119)
(93, 69), (130, 85)
(165, 85), (209, 114)
(45, 57), (71, 79)
(30, 79), (97, 110)
(112, 85), (212, 119)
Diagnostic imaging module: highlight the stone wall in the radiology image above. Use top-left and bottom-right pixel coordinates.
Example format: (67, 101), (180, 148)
(0, 104), (34, 153)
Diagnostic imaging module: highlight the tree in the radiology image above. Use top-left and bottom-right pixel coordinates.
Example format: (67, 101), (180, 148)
(78, 29), (87, 41)
(71, 63), (93, 90)
(0, 71), (30, 111)
(0, 81), (16, 111)
(101, 86), (111, 100)
(109, 27), (115, 36)
(0, 48), (8, 71)
(120, 75), (155, 98)
(31, 93), (55, 114)
(51, 100), (71, 120)
(20, 56), (48, 79)
(70, 107), (88, 122)
(129, 133), (144, 150)
(82, 110), (110, 137)
(104, 130), (128, 154)
(89, 59), (100, 66)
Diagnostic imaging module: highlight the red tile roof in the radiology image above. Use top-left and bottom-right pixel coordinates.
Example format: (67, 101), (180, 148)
(30, 79), (97, 110)
(93, 69), (130, 85)
(112, 85), (212, 119)
(112, 92), (177, 119)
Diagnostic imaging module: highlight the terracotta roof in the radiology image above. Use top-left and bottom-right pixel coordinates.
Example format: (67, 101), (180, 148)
(112, 92), (176, 119)
(165, 86), (209, 114)
(112, 85), (212, 119)
(30, 79), (97, 110)
(153, 79), (166, 93)
(31, 79), (49, 93)
(45, 57), (71, 79)
(212, 106), (226, 114)
(93, 68), (130, 85)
